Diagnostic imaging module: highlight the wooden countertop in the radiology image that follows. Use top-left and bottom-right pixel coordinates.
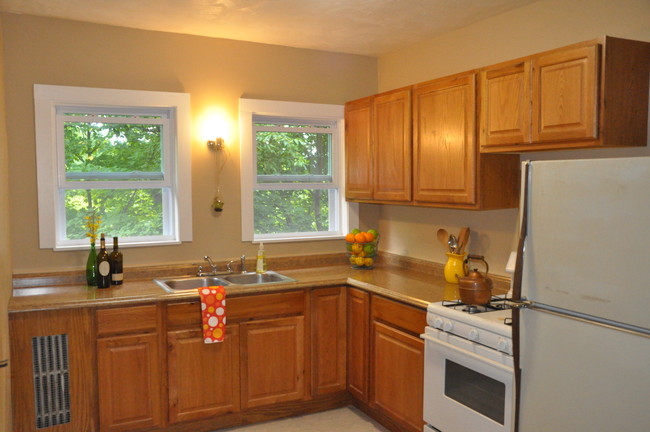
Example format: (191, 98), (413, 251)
(9, 264), (474, 313)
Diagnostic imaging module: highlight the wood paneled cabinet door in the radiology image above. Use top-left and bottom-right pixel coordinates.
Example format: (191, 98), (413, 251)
(311, 287), (346, 396)
(167, 325), (240, 423)
(412, 73), (477, 205)
(373, 88), (412, 202)
(370, 296), (426, 432)
(240, 315), (306, 409)
(345, 96), (374, 200)
(97, 333), (162, 432)
(532, 43), (599, 143)
(346, 287), (369, 402)
(479, 60), (532, 148)
(96, 305), (161, 432)
(344, 88), (412, 203)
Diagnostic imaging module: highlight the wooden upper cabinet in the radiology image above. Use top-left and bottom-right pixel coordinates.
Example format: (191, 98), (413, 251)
(344, 88), (412, 203)
(413, 73), (477, 205)
(373, 88), (412, 202)
(481, 36), (650, 152)
(345, 96), (374, 200)
(480, 60), (532, 147)
(532, 44), (599, 143)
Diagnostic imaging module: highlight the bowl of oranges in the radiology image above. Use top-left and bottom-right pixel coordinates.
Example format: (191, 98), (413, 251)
(345, 229), (379, 269)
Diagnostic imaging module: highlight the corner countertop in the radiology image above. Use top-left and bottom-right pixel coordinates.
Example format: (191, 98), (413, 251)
(9, 264), (473, 313)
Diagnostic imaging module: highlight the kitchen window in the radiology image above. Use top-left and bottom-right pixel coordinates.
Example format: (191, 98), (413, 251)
(239, 98), (357, 242)
(34, 84), (192, 250)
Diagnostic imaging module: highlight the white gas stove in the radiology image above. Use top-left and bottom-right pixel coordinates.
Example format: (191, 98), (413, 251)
(422, 296), (515, 432)
(426, 296), (513, 354)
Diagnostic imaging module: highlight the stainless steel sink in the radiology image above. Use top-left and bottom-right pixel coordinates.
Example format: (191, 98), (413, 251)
(154, 271), (294, 292)
(221, 271), (295, 285)
(154, 276), (230, 292)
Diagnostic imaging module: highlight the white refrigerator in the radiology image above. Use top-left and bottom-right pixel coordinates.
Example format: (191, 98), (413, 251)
(513, 157), (650, 432)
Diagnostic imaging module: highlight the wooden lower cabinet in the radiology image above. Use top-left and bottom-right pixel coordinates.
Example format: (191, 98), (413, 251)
(167, 325), (240, 423)
(371, 322), (424, 432)
(347, 287), (370, 401)
(311, 286), (347, 396)
(9, 308), (97, 432)
(369, 295), (426, 432)
(240, 315), (306, 409)
(97, 333), (162, 432)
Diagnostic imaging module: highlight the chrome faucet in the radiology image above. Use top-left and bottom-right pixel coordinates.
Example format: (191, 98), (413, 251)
(226, 254), (247, 273)
(196, 255), (218, 276)
(240, 254), (247, 273)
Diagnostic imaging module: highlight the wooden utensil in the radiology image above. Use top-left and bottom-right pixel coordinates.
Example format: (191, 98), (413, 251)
(457, 227), (470, 254)
(436, 229), (449, 249)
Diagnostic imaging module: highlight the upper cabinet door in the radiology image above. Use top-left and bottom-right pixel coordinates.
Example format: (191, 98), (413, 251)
(479, 60), (532, 148)
(345, 97), (374, 200)
(373, 88), (412, 202)
(413, 74), (476, 205)
(532, 43), (599, 143)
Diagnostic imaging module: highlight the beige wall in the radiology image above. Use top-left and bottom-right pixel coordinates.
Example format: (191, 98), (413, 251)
(373, 0), (650, 275)
(2, 14), (377, 273)
(0, 17), (13, 431)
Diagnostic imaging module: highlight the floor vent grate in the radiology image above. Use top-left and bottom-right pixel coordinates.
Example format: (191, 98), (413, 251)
(32, 334), (71, 429)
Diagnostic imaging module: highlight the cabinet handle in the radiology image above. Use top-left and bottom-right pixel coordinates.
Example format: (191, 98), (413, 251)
(0, 359), (8, 368)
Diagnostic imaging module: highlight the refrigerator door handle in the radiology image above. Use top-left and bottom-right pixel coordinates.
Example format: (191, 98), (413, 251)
(519, 300), (650, 339)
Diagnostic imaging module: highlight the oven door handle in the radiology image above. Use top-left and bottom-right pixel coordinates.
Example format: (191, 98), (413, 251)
(421, 332), (513, 374)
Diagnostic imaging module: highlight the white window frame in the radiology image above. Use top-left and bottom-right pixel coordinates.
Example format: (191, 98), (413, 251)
(34, 84), (192, 250)
(239, 98), (358, 243)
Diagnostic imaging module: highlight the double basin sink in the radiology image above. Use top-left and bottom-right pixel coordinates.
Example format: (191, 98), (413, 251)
(154, 271), (295, 292)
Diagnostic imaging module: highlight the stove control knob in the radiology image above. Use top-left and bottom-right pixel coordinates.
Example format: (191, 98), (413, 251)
(433, 317), (444, 329)
(443, 320), (454, 332)
(497, 338), (510, 352)
(468, 329), (479, 341)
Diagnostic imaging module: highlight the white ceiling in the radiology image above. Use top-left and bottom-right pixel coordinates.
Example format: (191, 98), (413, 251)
(0, 0), (541, 56)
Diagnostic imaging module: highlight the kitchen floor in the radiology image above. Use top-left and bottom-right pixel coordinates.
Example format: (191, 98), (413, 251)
(218, 407), (390, 432)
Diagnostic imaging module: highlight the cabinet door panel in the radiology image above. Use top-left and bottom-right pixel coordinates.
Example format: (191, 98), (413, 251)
(480, 61), (531, 147)
(97, 333), (161, 432)
(371, 321), (424, 432)
(167, 326), (240, 423)
(347, 288), (370, 401)
(413, 74), (476, 204)
(311, 287), (346, 395)
(532, 44), (599, 142)
(345, 97), (374, 200)
(240, 316), (305, 409)
(373, 89), (412, 202)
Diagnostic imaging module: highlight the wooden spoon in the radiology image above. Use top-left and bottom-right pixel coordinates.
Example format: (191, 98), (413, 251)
(436, 229), (449, 249)
(457, 227), (470, 254)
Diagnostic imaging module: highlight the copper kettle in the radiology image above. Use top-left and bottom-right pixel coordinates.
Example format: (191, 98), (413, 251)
(457, 255), (493, 305)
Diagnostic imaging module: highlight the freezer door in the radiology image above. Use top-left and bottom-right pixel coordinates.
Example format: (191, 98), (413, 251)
(521, 157), (650, 329)
(518, 309), (650, 432)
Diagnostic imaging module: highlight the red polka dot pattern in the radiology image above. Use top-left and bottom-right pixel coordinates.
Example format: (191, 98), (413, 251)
(198, 286), (226, 343)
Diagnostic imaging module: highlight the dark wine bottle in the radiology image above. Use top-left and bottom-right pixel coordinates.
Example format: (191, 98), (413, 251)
(96, 233), (111, 288)
(109, 236), (123, 285)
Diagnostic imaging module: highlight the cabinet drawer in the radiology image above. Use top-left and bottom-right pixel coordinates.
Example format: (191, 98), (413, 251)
(97, 304), (158, 336)
(371, 295), (426, 335)
(167, 290), (306, 329)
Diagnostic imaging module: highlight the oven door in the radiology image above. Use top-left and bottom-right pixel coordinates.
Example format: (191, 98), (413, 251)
(422, 327), (514, 432)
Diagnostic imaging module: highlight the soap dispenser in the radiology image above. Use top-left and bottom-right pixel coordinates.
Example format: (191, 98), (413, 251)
(256, 243), (266, 273)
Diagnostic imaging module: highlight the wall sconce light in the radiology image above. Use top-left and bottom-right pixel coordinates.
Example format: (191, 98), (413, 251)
(207, 137), (225, 151)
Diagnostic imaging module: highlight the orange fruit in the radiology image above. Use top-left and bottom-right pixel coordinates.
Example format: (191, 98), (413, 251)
(345, 232), (355, 243)
(354, 232), (366, 243)
(364, 232), (375, 242)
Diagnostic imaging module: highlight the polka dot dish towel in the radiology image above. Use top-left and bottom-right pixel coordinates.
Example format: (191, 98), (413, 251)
(198, 286), (226, 343)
